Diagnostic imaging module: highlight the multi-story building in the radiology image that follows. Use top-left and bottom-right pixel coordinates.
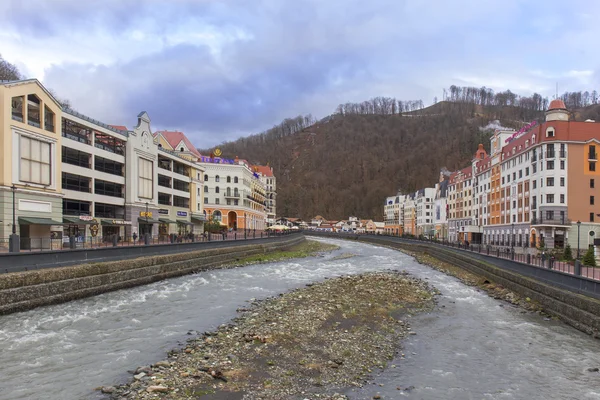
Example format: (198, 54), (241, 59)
(256, 165), (276, 226)
(447, 166), (476, 243)
(1, 79), (64, 249)
(384, 192), (405, 236)
(0, 79), (211, 250)
(199, 156), (268, 231)
(433, 173), (450, 239)
(403, 193), (416, 235)
(415, 187), (436, 237)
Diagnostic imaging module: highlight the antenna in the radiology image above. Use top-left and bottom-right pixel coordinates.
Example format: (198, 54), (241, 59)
(556, 82), (558, 99)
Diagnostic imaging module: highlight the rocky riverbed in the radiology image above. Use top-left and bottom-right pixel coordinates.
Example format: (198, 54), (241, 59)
(100, 271), (437, 399)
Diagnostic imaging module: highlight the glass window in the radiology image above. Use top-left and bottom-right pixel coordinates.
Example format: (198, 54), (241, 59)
(138, 158), (153, 199)
(215, 175), (220, 182)
(20, 136), (51, 185)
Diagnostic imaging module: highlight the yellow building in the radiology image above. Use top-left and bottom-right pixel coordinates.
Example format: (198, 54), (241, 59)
(1, 79), (64, 249)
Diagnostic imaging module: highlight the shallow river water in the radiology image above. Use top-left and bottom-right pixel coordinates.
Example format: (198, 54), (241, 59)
(1, 238), (600, 400)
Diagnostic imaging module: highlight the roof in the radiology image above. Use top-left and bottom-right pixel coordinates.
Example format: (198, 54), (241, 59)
(110, 125), (128, 131)
(548, 99), (567, 111)
(254, 165), (274, 177)
(155, 130), (202, 158)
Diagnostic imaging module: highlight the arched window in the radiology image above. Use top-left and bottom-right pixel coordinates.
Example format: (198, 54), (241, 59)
(215, 186), (220, 193)
(227, 176), (231, 183)
(234, 188), (239, 197)
(215, 175), (220, 182)
(234, 177), (238, 183)
(204, 174), (208, 181)
(204, 186), (208, 193)
(213, 210), (222, 221)
(226, 187), (231, 196)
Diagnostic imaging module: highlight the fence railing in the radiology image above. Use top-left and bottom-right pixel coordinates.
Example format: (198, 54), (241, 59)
(0, 229), (295, 254)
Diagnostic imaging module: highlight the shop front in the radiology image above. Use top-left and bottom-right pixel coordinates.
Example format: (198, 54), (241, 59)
(63, 216), (100, 247)
(100, 219), (132, 242)
(18, 217), (64, 250)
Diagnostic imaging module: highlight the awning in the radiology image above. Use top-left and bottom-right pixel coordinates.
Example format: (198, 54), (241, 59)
(159, 218), (177, 224)
(177, 220), (194, 226)
(18, 217), (64, 225)
(63, 216), (98, 225)
(101, 219), (132, 226)
(138, 217), (159, 224)
(191, 215), (207, 223)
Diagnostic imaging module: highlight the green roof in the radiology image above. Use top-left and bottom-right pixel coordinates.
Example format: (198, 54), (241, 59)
(18, 217), (64, 225)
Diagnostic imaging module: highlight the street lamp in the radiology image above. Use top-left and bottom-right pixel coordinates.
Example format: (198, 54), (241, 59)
(11, 185), (16, 235)
(511, 223), (514, 252)
(577, 220), (581, 259)
(9, 185), (19, 253)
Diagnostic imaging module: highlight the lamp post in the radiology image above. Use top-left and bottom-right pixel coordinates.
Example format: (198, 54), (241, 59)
(577, 220), (581, 259)
(511, 223), (514, 252)
(145, 201), (150, 245)
(9, 185), (19, 252)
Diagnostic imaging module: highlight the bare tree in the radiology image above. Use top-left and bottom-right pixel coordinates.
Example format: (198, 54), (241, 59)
(0, 54), (23, 81)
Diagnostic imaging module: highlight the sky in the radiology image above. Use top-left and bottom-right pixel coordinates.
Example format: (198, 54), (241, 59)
(2, 0), (600, 147)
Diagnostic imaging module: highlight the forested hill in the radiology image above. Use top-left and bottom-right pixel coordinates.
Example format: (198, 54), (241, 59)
(201, 86), (600, 221)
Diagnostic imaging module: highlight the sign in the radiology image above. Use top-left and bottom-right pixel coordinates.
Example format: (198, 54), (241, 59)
(90, 224), (99, 237)
(199, 155), (237, 164)
(140, 211), (153, 218)
(505, 121), (538, 144)
(214, 148), (222, 157)
(177, 211), (188, 217)
(158, 209), (169, 215)
(79, 215), (94, 221)
(112, 220), (132, 225)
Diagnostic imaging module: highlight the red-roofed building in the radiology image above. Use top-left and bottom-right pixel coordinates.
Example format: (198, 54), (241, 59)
(254, 165), (277, 226)
(154, 130), (202, 160)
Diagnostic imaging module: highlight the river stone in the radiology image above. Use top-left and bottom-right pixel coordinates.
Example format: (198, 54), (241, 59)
(100, 386), (115, 394)
(147, 385), (169, 393)
(154, 361), (171, 368)
(133, 372), (146, 380)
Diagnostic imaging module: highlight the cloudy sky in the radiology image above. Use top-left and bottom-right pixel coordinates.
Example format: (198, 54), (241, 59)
(2, 0), (599, 146)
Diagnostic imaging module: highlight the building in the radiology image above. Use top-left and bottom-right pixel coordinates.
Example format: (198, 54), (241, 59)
(403, 194), (416, 236)
(256, 165), (276, 226)
(415, 187), (436, 237)
(384, 192), (405, 236)
(0, 79), (214, 250)
(433, 172), (450, 239)
(198, 155), (267, 231)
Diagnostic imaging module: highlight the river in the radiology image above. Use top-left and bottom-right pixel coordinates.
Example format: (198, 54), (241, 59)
(1, 238), (599, 399)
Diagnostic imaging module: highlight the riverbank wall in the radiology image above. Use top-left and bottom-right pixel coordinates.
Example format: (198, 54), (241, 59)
(308, 232), (600, 336)
(0, 234), (305, 316)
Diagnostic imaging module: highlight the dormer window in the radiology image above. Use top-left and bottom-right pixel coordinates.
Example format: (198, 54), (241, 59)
(180, 147), (184, 152)
(546, 128), (555, 138)
(525, 140), (529, 148)
(158, 144), (162, 148)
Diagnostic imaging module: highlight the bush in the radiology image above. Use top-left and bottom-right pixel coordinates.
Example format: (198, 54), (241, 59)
(583, 246), (597, 267)
(562, 244), (573, 261)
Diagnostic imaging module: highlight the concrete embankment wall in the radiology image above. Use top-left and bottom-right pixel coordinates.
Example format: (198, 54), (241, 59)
(309, 233), (600, 336)
(0, 234), (305, 316)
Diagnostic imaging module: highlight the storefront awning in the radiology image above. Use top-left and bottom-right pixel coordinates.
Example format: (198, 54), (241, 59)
(101, 219), (133, 226)
(177, 220), (194, 226)
(18, 217), (64, 225)
(191, 215), (207, 223)
(63, 216), (99, 225)
(159, 218), (177, 224)
(137, 217), (159, 224)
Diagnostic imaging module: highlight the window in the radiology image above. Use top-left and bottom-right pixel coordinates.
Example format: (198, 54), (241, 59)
(204, 198), (208, 204)
(234, 176), (239, 183)
(546, 210), (554, 220)
(20, 136), (51, 185)
(533, 164), (537, 173)
(546, 177), (554, 186)
(590, 145), (597, 159)
(95, 179), (124, 198)
(62, 147), (90, 168)
(546, 128), (555, 137)
(502, 177), (505, 185)
(173, 179), (189, 192)
(215, 175), (220, 182)
(215, 198), (220, 204)
(62, 172), (90, 192)
(519, 170), (522, 178)
(138, 158), (153, 199)
(62, 199), (90, 216)
(95, 156), (124, 176)
(590, 162), (596, 172)
(158, 175), (171, 188)
(215, 186), (220, 194)
(27, 94), (41, 128)
(592, 196), (595, 205)
(95, 203), (124, 219)
(204, 186), (208, 193)
(533, 180), (537, 189)
(592, 179), (596, 188)
(158, 192), (171, 206)
(173, 195), (189, 208)
(12, 96), (24, 122)
(560, 194), (565, 203)
(95, 132), (125, 155)
(546, 194), (554, 203)
(591, 213), (595, 222)
(560, 177), (565, 186)
(213, 210), (222, 221)
(227, 176), (231, 183)
(547, 160), (554, 170)
(44, 106), (55, 133)
(513, 172), (516, 180)
(560, 160), (565, 170)
(204, 174), (209, 181)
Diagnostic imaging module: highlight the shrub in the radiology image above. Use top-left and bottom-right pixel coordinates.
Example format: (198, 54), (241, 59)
(583, 246), (597, 267)
(562, 244), (573, 261)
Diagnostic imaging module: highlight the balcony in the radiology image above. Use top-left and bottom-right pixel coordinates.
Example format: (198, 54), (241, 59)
(547, 151), (555, 158)
(224, 192), (241, 199)
(531, 216), (570, 226)
(559, 151), (566, 158)
(589, 152), (597, 161)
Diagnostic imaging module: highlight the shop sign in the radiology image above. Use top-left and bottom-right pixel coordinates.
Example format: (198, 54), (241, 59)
(158, 209), (169, 215)
(140, 211), (153, 218)
(112, 220), (133, 225)
(177, 211), (188, 217)
(79, 215), (94, 221)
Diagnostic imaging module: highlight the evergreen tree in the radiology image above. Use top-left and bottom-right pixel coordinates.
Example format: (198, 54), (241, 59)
(583, 247), (597, 267)
(563, 244), (573, 261)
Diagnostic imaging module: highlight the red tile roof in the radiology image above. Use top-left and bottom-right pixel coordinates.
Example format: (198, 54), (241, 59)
(155, 130), (202, 158)
(253, 165), (274, 177)
(110, 125), (128, 131)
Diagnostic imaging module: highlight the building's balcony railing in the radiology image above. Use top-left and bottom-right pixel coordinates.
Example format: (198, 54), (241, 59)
(559, 151), (566, 158)
(225, 193), (241, 198)
(589, 152), (597, 161)
(531, 216), (570, 225)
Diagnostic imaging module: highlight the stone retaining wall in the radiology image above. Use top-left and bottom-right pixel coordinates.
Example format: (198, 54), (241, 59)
(0, 235), (305, 316)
